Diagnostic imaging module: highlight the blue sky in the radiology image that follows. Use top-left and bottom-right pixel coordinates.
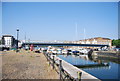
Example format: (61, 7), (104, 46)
(2, 2), (118, 41)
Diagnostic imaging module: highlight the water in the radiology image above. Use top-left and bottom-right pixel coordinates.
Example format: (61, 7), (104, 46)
(58, 55), (98, 65)
(57, 54), (120, 80)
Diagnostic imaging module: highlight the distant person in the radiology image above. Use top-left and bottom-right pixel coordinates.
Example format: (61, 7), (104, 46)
(30, 44), (34, 51)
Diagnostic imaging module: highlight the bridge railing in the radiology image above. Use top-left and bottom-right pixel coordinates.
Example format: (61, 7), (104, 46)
(22, 42), (109, 47)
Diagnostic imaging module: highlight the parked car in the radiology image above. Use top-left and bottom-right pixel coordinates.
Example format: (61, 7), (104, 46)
(24, 45), (29, 50)
(0, 45), (9, 51)
(113, 48), (120, 52)
(34, 47), (40, 53)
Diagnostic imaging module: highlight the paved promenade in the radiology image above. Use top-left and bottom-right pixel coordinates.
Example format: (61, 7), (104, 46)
(2, 50), (59, 79)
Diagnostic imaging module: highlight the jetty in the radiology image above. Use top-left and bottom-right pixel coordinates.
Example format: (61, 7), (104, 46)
(44, 53), (101, 81)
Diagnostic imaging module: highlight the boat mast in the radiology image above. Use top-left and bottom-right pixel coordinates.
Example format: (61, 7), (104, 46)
(25, 32), (26, 43)
(84, 28), (86, 44)
(75, 23), (78, 41)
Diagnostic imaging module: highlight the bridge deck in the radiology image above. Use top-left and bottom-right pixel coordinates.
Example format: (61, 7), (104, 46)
(22, 43), (109, 47)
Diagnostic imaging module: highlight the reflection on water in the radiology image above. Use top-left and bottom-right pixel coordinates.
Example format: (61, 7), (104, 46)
(57, 54), (119, 80)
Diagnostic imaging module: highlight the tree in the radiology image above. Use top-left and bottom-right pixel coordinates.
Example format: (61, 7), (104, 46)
(112, 39), (120, 47)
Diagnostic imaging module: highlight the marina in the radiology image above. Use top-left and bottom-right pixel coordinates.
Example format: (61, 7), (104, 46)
(22, 45), (120, 80)
(1, 2), (119, 81)
(57, 54), (119, 80)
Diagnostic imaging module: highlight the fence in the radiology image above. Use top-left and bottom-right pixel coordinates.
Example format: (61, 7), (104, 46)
(44, 52), (82, 81)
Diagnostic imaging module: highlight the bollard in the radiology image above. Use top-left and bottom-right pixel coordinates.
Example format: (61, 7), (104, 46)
(77, 71), (82, 81)
(52, 56), (55, 69)
(47, 55), (50, 66)
(46, 53), (49, 61)
(47, 54), (50, 65)
(48, 54), (51, 66)
(59, 60), (62, 80)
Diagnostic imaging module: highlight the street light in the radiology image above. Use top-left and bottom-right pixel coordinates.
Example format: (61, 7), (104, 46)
(16, 29), (19, 52)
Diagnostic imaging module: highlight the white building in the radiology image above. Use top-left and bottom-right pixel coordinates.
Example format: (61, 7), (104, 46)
(2, 35), (16, 48)
(78, 37), (112, 46)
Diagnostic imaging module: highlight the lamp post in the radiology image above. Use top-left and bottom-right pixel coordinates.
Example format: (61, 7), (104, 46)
(16, 29), (19, 52)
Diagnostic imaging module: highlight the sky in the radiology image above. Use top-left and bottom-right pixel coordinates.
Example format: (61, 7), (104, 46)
(1, 0), (120, 2)
(2, 2), (118, 41)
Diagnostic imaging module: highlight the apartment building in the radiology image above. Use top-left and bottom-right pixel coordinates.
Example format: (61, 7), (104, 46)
(78, 37), (112, 46)
(1, 35), (16, 48)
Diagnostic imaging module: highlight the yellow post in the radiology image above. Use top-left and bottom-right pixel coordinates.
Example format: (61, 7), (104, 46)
(77, 71), (82, 80)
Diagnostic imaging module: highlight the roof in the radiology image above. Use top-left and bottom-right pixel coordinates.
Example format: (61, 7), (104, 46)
(79, 37), (111, 41)
(2, 35), (14, 37)
(94, 37), (111, 40)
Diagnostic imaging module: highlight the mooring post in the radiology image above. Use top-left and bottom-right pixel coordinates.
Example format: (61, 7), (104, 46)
(48, 54), (50, 66)
(59, 60), (62, 80)
(46, 53), (49, 61)
(47, 55), (49, 61)
(52, 56), (55, 69)
(77, 71), (82, 81)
